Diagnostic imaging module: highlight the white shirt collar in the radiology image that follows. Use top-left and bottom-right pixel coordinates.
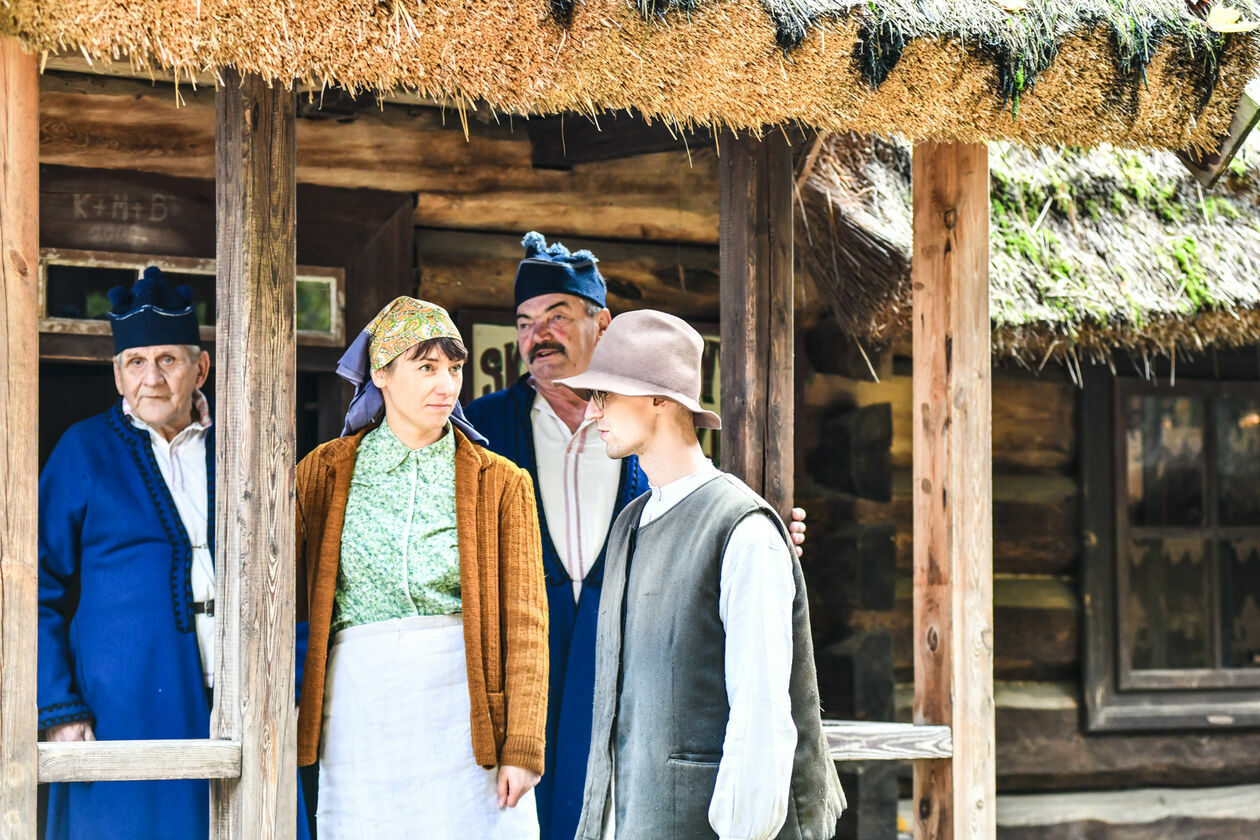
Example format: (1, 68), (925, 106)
(647, 460), (721, 510)
(124, 389), (212, 443)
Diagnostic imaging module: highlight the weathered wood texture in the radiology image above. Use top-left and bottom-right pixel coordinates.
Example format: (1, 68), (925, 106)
(718, 132), (794, 516)
(415, 228), (720, 320)
(895, 680), (1260, 791)
(803, 371), (1076, 474)
(211, 70), (298, 840)
(37, 73), (720, 244)
(911, 141), (994, 840)
(993, 784), (1260, 840)
(852, 575), (1077, 681)
(526, 110), (704, 168)
(38, 740), (243, 783)
(825, 722), (953, 762)
(0, 37), (39, 839)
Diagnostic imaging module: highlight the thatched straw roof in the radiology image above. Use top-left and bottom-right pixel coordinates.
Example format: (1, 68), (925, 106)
(798, 130), (1260, 371)
(3, 0), (1260, 149)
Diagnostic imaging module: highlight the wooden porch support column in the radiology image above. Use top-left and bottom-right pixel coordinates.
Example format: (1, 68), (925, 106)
(911, 141), (995, 840)
(0, 39), (39, 837)
(717, 131), (794, 515)
(211, 70), (298, 840)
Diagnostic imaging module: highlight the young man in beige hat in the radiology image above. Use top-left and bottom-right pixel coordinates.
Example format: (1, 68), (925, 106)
(559, 310), (845, 840)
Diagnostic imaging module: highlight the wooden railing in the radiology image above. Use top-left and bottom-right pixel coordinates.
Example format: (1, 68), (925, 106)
(824, 721), (953, 762)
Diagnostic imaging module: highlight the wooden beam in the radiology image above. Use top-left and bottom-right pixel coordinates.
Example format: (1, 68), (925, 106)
(718, 131), (794, 516)
(911, 141), (994, 840)
(37, 73), (721, 245)
(994, 784), (1260, 839)
(416, 227), (721, 320)
(825, 722), (953, 762)
(526, 111), (704, 169)
(38, 740), (242, 782)
(211, 70), (298, 840)
(0, 37), (40, 837)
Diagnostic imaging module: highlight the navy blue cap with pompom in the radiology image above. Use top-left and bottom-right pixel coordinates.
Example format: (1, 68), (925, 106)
(107, 265), (202, 355)
(513, 231), (607, 310)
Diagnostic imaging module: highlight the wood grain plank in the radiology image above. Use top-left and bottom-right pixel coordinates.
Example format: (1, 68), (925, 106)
(37, 74), (720, 245)
(211, 70), (298, 840)
(38, 740), (242, 783)
(911, 141), (995, 840)
(718, 132), (794, 515)
(0, 38), (40, 839)
(825, 722), (953, 762)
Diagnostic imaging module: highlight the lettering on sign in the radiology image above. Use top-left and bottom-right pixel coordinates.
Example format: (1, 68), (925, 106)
(71, 193), (172, 223)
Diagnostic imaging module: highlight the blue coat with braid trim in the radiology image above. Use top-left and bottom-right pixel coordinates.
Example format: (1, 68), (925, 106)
(465, 376), (648, 840)
(37, 401), (310, 840)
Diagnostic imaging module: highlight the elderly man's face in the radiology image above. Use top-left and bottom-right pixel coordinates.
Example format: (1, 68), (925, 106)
(515, 293), (610, 385)
(113, 345), (210, 440)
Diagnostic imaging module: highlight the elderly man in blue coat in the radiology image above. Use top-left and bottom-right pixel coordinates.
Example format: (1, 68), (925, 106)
(465, 234), (807, 840)
(38, 267), (309, 840)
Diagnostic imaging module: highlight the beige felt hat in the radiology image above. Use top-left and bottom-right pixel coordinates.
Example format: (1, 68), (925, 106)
(555, 309), (721, 430)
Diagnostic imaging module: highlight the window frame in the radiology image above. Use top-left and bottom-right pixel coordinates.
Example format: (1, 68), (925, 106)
(1082, 366), (1260, 731)
(38, 248), (345, 347)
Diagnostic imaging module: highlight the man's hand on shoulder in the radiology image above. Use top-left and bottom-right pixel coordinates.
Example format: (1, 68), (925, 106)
(46, 721), (95, 742)
(789, 507), (807, 558)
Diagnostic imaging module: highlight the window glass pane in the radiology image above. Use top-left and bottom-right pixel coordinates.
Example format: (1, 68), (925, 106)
(160, 272), (216, 326)
(45, 265), (138, 320)
(296, 278), (333, 333)
(1218, 398), (1260, 525)
(1221, 537), (1260, 669)
(1128, 537), (1212, 669)
(1124, 396), (1204, 526)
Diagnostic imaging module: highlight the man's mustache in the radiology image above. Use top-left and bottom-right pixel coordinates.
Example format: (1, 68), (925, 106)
(529, 342), (567, 363)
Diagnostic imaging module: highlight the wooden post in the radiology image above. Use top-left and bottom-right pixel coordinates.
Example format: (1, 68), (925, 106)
(0, 38), (40, 838)
(911, 141), (995, 840)
(718, 131), (794, 515)
(211, 70), (298, 840)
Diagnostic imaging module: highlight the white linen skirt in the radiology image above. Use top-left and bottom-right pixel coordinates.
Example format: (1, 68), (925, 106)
(318, 613), (539, 840)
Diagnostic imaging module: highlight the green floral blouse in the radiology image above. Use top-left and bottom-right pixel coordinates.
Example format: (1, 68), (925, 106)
(333, 421), (461, 633)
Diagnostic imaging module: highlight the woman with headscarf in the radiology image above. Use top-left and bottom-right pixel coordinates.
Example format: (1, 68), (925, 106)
(294, 296), (548, 839)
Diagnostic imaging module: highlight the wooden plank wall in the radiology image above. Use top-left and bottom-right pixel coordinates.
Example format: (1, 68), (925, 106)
(0, 38), (40, 838)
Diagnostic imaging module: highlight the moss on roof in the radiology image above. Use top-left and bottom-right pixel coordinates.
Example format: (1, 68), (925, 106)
(799, 130), (1260, 368)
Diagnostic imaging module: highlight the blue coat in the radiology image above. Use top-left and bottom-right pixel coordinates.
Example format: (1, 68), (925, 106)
(465, 377), (648, 840)
(38, 402), (310, 840)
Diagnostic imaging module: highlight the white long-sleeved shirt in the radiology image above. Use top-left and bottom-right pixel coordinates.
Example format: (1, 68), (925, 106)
(531, 391), (622, 601)
(124, 392), (215, 688)
(605, 461), (798, 840)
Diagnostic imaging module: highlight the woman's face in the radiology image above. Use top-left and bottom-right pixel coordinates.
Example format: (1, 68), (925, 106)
(371, 344), (464, 439)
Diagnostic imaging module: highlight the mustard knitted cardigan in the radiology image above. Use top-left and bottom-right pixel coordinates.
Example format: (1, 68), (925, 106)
(294, 426), (549, 773)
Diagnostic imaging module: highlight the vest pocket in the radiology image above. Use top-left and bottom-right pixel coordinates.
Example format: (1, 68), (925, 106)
(667, 755), (720, 838)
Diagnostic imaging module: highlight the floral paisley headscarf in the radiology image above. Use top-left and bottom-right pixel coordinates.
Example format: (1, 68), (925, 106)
(336, 296), (487, 443)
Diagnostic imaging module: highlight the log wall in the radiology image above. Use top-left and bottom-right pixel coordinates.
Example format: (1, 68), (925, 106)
(797, 322), (1260, 837)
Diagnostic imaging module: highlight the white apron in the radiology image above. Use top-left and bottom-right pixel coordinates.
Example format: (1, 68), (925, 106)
(318, 614), (539, 840)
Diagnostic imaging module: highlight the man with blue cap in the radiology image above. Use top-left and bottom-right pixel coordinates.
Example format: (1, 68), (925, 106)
(465, 234), (807, 840)
(37, 267), (309, 840)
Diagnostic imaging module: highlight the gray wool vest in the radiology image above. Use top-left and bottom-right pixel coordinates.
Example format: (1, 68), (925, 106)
(575, 473), (845, 840)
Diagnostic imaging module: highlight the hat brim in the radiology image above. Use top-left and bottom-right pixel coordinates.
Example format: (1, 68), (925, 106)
(555, 370), (722, 430)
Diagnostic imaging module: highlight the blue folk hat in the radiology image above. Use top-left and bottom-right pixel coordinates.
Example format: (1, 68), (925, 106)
(513, 231), (607, 310)
(107, 266), (202, 355)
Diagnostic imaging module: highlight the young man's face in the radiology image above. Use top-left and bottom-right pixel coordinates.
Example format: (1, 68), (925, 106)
(583, 390), (660, 460)
(515, 293), (610, 384)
